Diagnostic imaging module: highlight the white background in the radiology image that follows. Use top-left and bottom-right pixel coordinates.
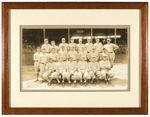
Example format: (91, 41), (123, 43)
(0, 0), (149, 116)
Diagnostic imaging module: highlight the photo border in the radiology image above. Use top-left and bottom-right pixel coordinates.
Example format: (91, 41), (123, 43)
(2, 2), (148, 114)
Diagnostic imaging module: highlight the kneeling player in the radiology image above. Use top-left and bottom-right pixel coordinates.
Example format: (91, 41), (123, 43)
(66, 57), (78, 83)
(42, 57), (58, 83)
(88, 56), (99, 82)
(56, 56), (66, 83)
(99, 54), (114, 83)
(77, 56), (89, 83)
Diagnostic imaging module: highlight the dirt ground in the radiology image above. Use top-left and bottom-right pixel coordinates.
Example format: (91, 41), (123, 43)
(21, 63), (129, 91)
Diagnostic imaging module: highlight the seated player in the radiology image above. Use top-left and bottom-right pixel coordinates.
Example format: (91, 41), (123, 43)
(99, 53), (114, 83)
(78, 46), (87, 61)
(33, 47), (41, 81)
(87, 47), (99, 62)
(58, 45), (68, 61)
(66, 57), (78, 83)
(67, 46), (78, 61)
(77, 56), (89, 83)
(42, 57), (57, 83)
(48, 47), (58, 62)
(56, 56), (66, 83)
(88, 56), (100, 82)
(39, 48), (48, 80)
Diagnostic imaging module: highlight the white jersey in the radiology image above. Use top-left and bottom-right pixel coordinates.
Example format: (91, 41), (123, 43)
(78, 61), (88, 70)
(69, 43), (77, 49)
(78, 51), (87, 60)
(58, 50), (68, 61)
(56, 62), (66, 71)
(88, 62), (99, 71)
(59, 43), (68, 50)
(88, 52), (99, 60)
(47, 53), (58, 62)
(99, 60), (111, 69)
(104, 43), (119, 53)
(50, 45), (59, 52)
(77, 44), (85, 52)
(94, 42), (104, 53)
(39, 53), (48, 64)
(66, 61), (77, 72)
(45, 62), (56, 71)
(85, 43), (93, 53)
(41, 44), (51, 53)
(33, 52), (41, 62)
(68, 51), (78, 61)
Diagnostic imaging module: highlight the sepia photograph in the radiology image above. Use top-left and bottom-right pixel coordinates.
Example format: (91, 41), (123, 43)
(21, 25), (129, 91)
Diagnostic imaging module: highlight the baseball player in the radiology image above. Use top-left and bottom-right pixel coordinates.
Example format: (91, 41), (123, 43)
(58, 45), (68, 61)
(94, 38), (104, 60)
(87, 47), (99, 62)
(48, 47), (58, 62)
(42, 57), (56, 82)
(77, 39), (85, 52)
(104, 38), (119, 67)
(68, 46), (78, 61)
(39, 48), (48, 80)
(77, 56), (89, 83)
(66, 57), (78, 83)
(56, 56), (67, 83)
(78, 46), (87, 61)
(41, 38), (51, 53)
(33, 47), (41, 81)
(88, 56), (100, 82)
(99, 53), (114, 83)
(85, 38), (93, 53)
(59, 38), (68, 51)
(69, 38), (77, 50)
(50, 41), (59, 53)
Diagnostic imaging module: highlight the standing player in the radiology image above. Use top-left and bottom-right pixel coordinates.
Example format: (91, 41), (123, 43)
(69, 38), (77, 50)
(77, 39), (85, 52)
(39, 48), (48, 80)
(33, 47), (41, 81)
(104, 38), (119, 67)
(41, 38), (51, 53)
(85, 38), (93, 53)
(94, 38), (104, 60)
(59, 38), (68, 51)
(50, 41), (58, 53)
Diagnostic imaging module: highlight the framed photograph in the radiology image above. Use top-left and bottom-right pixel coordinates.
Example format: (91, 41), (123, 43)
(2, 2), (148, 114)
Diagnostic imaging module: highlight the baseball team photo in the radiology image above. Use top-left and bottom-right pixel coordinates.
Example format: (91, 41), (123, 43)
(21, 25), (129, 91)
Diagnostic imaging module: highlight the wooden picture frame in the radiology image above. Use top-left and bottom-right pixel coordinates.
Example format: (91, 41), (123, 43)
(2, 2), (148, 114)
